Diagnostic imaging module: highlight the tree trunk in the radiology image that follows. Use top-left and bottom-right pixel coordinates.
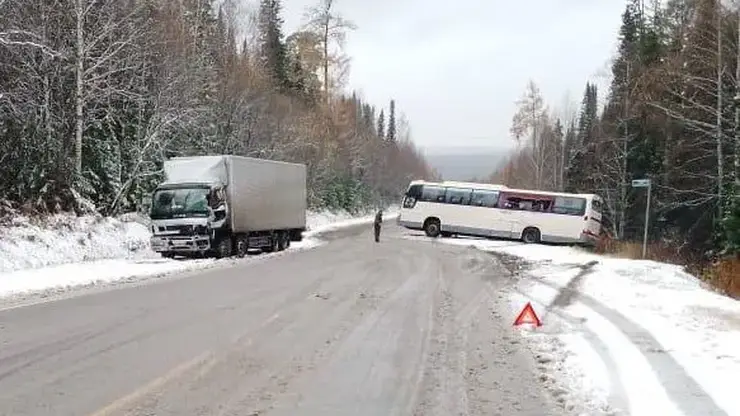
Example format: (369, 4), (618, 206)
(716, 1), (724, 222)
(734, 7), (740, 204)
(716, 0), (725, 220)
(530, 101), (541, 189)
(74, 0), (84, 177)
(323, 16), (329, 103)
(559, 128), (566, 191)
(322, 0), (332, 104)
(618, 61), (631, 240)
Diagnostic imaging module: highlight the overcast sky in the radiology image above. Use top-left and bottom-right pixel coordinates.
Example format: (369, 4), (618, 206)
(273, 0), (626, 152)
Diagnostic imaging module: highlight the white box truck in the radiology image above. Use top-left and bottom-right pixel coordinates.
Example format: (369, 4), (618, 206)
(148, 155), (307, 258)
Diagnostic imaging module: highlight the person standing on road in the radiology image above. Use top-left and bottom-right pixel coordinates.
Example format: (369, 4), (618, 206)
(373, 209), (383, 242)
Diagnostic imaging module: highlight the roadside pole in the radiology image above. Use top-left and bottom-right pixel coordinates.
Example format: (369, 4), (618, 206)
(631, 178), (651, 259)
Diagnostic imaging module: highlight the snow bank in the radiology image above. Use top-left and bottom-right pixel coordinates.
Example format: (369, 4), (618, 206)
(0, 214), (154, 274)
(414, 234), (740, 416)
(0, 207), (398, 299)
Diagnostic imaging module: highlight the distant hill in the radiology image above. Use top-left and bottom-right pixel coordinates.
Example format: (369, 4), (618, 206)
(424, 146), (510, 181)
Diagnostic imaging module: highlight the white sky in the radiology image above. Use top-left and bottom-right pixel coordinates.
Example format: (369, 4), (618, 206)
(254, 0), (626, 152)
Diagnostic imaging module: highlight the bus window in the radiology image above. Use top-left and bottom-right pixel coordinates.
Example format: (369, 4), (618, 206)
(591, 198), (603, 213)
(402, 184), (423, 208)
(444, 188), (472, 205)
(552, 196), (586, 216)
(500, 193), (553, 212)
(420, 185), (446, 203)
(406, 184), (422, 199)
(531, 199), (552, 212)
(470, 190), (499, 207)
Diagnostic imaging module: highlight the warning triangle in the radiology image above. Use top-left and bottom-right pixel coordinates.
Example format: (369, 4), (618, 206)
(513, 302), (542, 327)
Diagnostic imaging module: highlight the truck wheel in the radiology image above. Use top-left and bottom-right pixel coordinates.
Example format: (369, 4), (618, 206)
(235, 236), (248, 258)
(264, 234), (279, 253)
(277, 232), (287, 251)
(291, 230), (303, 242)
(215, 237), (232, 259)
(161, 252), (174, 259)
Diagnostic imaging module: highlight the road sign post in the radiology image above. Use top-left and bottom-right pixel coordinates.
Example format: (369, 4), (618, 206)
(631, 178), (652, 259)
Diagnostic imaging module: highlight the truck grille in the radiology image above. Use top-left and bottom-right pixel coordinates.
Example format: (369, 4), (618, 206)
(158, 225), (193, 235)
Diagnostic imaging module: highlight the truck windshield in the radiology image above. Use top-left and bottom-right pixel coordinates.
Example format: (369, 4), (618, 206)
(150, 188), (210, 219)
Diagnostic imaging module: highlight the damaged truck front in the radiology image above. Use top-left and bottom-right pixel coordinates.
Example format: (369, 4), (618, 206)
(148, 155), (307, 259)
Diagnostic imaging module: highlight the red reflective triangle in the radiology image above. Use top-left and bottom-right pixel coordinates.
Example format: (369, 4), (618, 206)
(513, 302), (542, 327)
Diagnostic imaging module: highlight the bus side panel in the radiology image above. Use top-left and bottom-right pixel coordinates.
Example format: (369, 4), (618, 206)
(409, 202), (475, 235)
(544, 215), (582, 243)
(550, 216), (587, 243)
(509, 211), (586, 243)
(398, 202), (427, 229)
(465, 206), (510, 238)
(402, 202), (511, 239)
(438, 203), (470, 233)
(509, 211), (534, 240)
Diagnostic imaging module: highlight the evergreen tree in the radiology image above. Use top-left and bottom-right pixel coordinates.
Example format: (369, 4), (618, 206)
(577, 83), (598, 144)
(377, 110), (385, 139)
(258, 0), (289, 89)
(562, 119), (577, 183)
(362, 104), (376, 135)
(565, 83), (598, 192)
(386, 99), (396, 142)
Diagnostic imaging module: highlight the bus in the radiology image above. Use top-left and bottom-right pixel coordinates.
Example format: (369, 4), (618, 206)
(397, 180), (604, 246)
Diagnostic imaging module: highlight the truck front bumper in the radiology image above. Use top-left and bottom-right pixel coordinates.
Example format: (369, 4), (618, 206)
(150, 235), (211, 253)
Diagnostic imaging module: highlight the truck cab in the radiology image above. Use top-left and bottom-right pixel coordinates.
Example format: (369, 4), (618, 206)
(149, 182), (229, 258)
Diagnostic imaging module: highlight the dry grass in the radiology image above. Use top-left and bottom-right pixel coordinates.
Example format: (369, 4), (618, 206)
(596, 238), (740, 299)
(595, 237), (685, 263)
(703, 257), (740, 299)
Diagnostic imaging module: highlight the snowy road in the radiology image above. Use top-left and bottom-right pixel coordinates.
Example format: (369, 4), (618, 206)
(0, 223), (562, 416)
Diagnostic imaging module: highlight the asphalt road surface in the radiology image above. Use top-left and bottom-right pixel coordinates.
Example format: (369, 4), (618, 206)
(0, 222), (563, 416)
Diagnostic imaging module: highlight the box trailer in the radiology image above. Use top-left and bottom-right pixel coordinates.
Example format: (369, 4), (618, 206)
(148, 155), (307, 258)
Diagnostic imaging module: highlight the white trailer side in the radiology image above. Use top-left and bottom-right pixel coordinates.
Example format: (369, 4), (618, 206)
(226, 155), (307, 233)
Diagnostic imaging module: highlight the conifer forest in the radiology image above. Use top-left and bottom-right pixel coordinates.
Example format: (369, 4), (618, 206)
(494, 0), (740, 268)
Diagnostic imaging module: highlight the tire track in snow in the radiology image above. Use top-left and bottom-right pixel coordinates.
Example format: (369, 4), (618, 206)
(540, 276), (727, 415)
(504, 252), (729, 416)
(508, 281), (630, 414)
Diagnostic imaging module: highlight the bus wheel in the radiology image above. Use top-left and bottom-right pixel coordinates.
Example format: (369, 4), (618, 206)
(521, 227), (541, 244)
(424, 218), (441, 238)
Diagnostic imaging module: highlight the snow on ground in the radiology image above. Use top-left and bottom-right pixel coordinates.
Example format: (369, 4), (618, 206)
(406, 233), (740, 416)
(0, 213), (153, 274)
(0, 207), (398, 299)
(303, 206), (398, 239)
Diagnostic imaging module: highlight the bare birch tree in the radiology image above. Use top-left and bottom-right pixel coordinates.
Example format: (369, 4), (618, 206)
(72, 0), (148, 178)
(302, 0), (356, 103)
(510, 80), (553, 189)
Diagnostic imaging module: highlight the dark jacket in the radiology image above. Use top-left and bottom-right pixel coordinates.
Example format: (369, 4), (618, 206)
(374, 211), (383, 226)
